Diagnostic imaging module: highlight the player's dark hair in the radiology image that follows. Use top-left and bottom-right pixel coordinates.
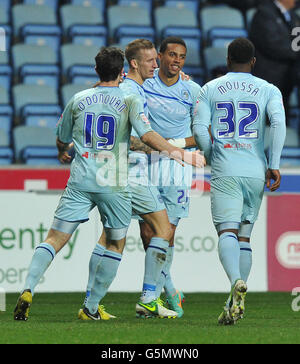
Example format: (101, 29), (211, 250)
(159, 36), (187, 53)
(125, 38), (155, 66)
(95, 46), (124, 82)
(227, 38), (255, 64)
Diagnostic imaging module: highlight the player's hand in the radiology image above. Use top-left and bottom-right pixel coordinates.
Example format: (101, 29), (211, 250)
(266, 168), (281, 191)
(58, 151), (71, 164)
(180, 71), (190, 81)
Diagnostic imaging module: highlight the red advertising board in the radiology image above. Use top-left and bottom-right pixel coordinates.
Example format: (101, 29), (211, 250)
(267, 195), (300, 291)
(0, 168), (70, 190)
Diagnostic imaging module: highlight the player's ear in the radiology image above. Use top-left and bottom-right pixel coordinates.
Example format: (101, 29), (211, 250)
(130, 59), (138, 70)
(118, 68), (124, 83)
(251, 57), (256, 70)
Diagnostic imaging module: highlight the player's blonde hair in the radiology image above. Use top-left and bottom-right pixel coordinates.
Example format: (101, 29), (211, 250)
(125, 39), (155, 69)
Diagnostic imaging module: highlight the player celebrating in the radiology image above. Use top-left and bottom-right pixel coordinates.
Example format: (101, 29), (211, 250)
(82, 39), (203, 319)
(193, 38), (286, 325)
(13, 46), (204, 321)
(137, 37), (201, 317)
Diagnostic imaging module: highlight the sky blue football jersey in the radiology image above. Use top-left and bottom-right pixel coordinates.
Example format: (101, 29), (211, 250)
(56, 85), (152, 192)
(143, 69), (201, 139)
(120, 77), (150, 181)
(193, 72), (286, 181)
(143, 69), (201, 187)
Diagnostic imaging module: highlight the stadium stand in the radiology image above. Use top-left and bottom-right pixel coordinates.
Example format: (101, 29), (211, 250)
(154, 6), (198, 40)
(13, 125), (57, 163)
(107, 4), (153, 41)
(0, 0), (299, 165)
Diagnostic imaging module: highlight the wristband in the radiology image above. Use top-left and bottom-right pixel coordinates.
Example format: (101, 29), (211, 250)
(168, 138), (186, 149)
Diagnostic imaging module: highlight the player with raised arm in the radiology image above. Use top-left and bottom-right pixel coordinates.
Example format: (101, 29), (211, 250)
(193, 38), (286, 325)
(13, 46), (204, 322)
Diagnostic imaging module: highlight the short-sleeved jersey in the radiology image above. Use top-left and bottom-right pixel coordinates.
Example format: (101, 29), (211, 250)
(143, 69), (201, 187)
(120, 77), (149, 180)
(56, 85), (152, 193)
(143, 69), (201, 139)
(193, 72), (286, 181)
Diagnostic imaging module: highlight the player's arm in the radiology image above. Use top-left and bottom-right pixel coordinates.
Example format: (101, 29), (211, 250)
(265, 86), (286, 191)
(192, 86), (212, 164)
(140, 130), (205, 168)
(56, 139), (73, 164)
(56, 98), (74, 164)
(130, 135), (154, 154)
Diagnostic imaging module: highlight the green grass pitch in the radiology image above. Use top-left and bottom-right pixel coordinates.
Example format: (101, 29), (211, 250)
(1, 292), (300, 344)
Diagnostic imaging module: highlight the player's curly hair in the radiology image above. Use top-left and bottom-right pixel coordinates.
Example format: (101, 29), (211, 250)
(95, 46), (124, 82)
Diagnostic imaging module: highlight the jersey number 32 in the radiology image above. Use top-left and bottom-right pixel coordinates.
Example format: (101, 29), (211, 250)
(216, 102), (259, 139)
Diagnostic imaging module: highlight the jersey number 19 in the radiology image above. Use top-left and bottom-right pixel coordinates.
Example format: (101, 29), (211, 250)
(84, 112), (116, 150)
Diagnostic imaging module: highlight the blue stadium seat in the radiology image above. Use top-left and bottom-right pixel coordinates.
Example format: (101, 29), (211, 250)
(0, 104), (13, 142)
(70, 0), (107, 13)
(13, 125), (57, 162)
(0, 86), (9, 104)
(69, 25), (107, 47)
(0, 0), (10, 24)
(0, 0), (12, 17)
(0, 128), (9, 146)
(12, 44), (58, 78)
(0, 64), (12, 90)
(23, 0), (59, 12)
(208, 28), (248, 47)
(61, 44), (99, 80)
(107, 5), (152, 39)
(164, 0), (200, 13)
(115, 26), (155, 44)
(61, 84), (88, 108)
(0, 147), (13, 165)
(60, 5), (104, 36)
(20, 64), (60, 91)
(22, 104), (62, 128)
(280, 147), (300, 167)
(117, 0), (154, 13)
(21, 24), (62, 56)
(200, 6), (245, 40)
(22, 146), (60, 165)
(72, 75), (100, 87)
(0, 48), (10, 66)
(154, 6), (198, 40)
(0, 128), (13, 164)
(13, 84), (59, 117)
(0, 25), (11, 52)
(24, 115), (60, 129)
(203, 46), (228, 80)
(12, 4), (57, 37)
(22, 66), (59, 90)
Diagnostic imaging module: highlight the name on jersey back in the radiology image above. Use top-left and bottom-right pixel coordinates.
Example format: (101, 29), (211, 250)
(77, 92), (127, 113)
(217, 81), (260, 97)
